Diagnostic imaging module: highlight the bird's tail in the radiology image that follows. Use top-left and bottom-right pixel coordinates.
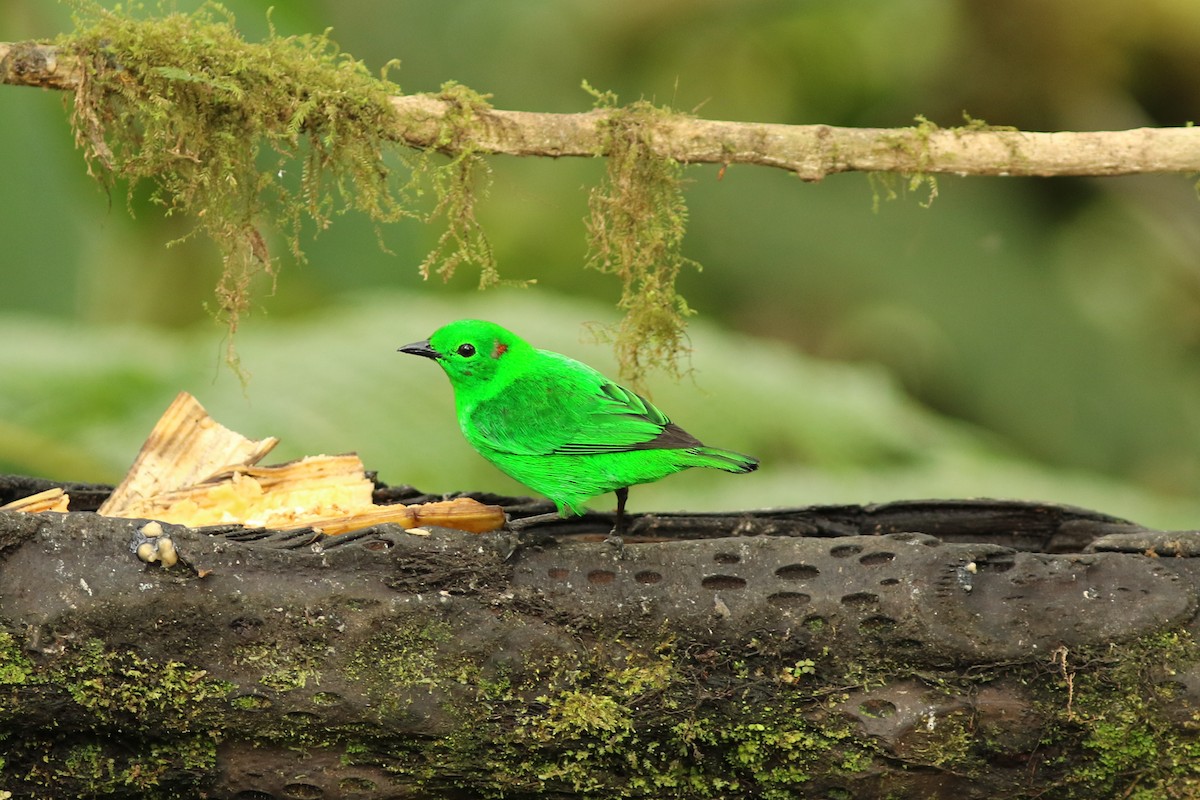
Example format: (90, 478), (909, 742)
(687, 447), (759, 474)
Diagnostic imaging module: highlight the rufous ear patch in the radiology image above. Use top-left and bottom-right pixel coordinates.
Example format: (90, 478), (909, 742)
(492, 340), (509, 359)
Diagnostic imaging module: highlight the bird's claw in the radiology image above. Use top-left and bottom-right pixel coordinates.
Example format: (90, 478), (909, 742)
(604, 531), (626, 557)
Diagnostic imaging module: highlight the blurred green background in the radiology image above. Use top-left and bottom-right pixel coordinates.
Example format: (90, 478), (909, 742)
(4, 0), (1200, 527)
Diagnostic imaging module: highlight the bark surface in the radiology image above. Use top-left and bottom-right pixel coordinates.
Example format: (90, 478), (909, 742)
(2, 475), (1199, 798)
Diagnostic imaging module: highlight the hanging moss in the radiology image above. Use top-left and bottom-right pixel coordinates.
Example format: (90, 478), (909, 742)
(584, 86), (698, 388)
(61, 2), (497, 371)
(415, 81), (503, 290)
(871, 113), (1023, 212)
(57, 3), (708, 382)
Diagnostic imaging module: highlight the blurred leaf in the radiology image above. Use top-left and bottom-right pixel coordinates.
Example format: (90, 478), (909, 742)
(2, 291), (1200, 528)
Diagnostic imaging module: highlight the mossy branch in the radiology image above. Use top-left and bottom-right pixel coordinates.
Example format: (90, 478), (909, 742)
(380, 95), (1200, 179)
(8, 37), (1200, 179)
(5, 500), (1200, 798)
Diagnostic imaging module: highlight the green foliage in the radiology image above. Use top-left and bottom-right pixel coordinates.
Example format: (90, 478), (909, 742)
(7, 0), (1200, 502)
(7, 289), (1200, 527)
(585, 86), (698, 388)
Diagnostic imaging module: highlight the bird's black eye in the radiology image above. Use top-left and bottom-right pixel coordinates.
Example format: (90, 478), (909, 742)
(456, 343), (476, 357)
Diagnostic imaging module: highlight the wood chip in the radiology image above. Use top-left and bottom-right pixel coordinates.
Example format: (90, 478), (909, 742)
(1, 487), (69, 513)
(99, 391), (278, 516)
(94, 391), (505, 535)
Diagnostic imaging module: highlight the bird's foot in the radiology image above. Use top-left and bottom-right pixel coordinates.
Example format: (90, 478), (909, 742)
(608, 486), (630, 554)
(604, 532), (626, 557)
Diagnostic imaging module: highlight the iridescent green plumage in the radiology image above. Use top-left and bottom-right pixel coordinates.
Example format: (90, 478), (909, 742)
(399, 320), (758, 524)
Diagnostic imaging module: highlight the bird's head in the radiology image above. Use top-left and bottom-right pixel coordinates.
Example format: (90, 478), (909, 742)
(399, 319), (529, 394)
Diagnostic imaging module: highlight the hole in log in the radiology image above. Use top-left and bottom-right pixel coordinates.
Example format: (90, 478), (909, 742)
(231, 693), (272, 711)
(362, 539), (392, 551)
(701, 574), (747, 590)
(858, 615), (898, 635)
(230, 617), (264, 636)
(841, 592), (880, 607)
(767, 591), (811, 608)
(858, 698), (898, 718)
(340, 777), (378, 793)
(775, 563), (820, 580)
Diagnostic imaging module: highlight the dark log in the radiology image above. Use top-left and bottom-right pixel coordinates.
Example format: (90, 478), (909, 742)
(2, 474), (1199, 799)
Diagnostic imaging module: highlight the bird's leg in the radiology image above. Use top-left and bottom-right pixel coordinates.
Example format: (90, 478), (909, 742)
(604, 486), (629, 554)
(613, 486), (630, 537)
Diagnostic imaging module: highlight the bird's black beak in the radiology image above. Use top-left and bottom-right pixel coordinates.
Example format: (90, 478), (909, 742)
(398, 339), (441, 360)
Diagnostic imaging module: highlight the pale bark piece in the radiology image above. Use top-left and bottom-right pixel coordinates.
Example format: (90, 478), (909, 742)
(97, 391), (279, 516)
(93, 391), (505, 535)
(0, 486), (69, 513)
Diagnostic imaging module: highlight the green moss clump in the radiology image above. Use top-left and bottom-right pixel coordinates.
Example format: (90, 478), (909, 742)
(0, 632), (33, 688)
(58, 638), (230, 732)
(585, 86), (698, 388)
(36, 739), (216, 796)
(232, 636), (327, 694)
(13, 611), (1200, 797)
(5, 636), (230, 796)
(493, 635), (873, 797)
(336, 621), (874, 797)
(0, 631), (34, 781)
(1041, 631), (1200, 799)
(345, 616), (457, 692)
(58, 4), (711, 381)
(870, 113), (945, 211)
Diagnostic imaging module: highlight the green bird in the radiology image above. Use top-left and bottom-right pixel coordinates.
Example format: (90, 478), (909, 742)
(399, 319), (758, 532)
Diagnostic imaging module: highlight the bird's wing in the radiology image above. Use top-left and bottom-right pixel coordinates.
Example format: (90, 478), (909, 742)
(466, 359), (701, 457)
(549, 380), (703, 454)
